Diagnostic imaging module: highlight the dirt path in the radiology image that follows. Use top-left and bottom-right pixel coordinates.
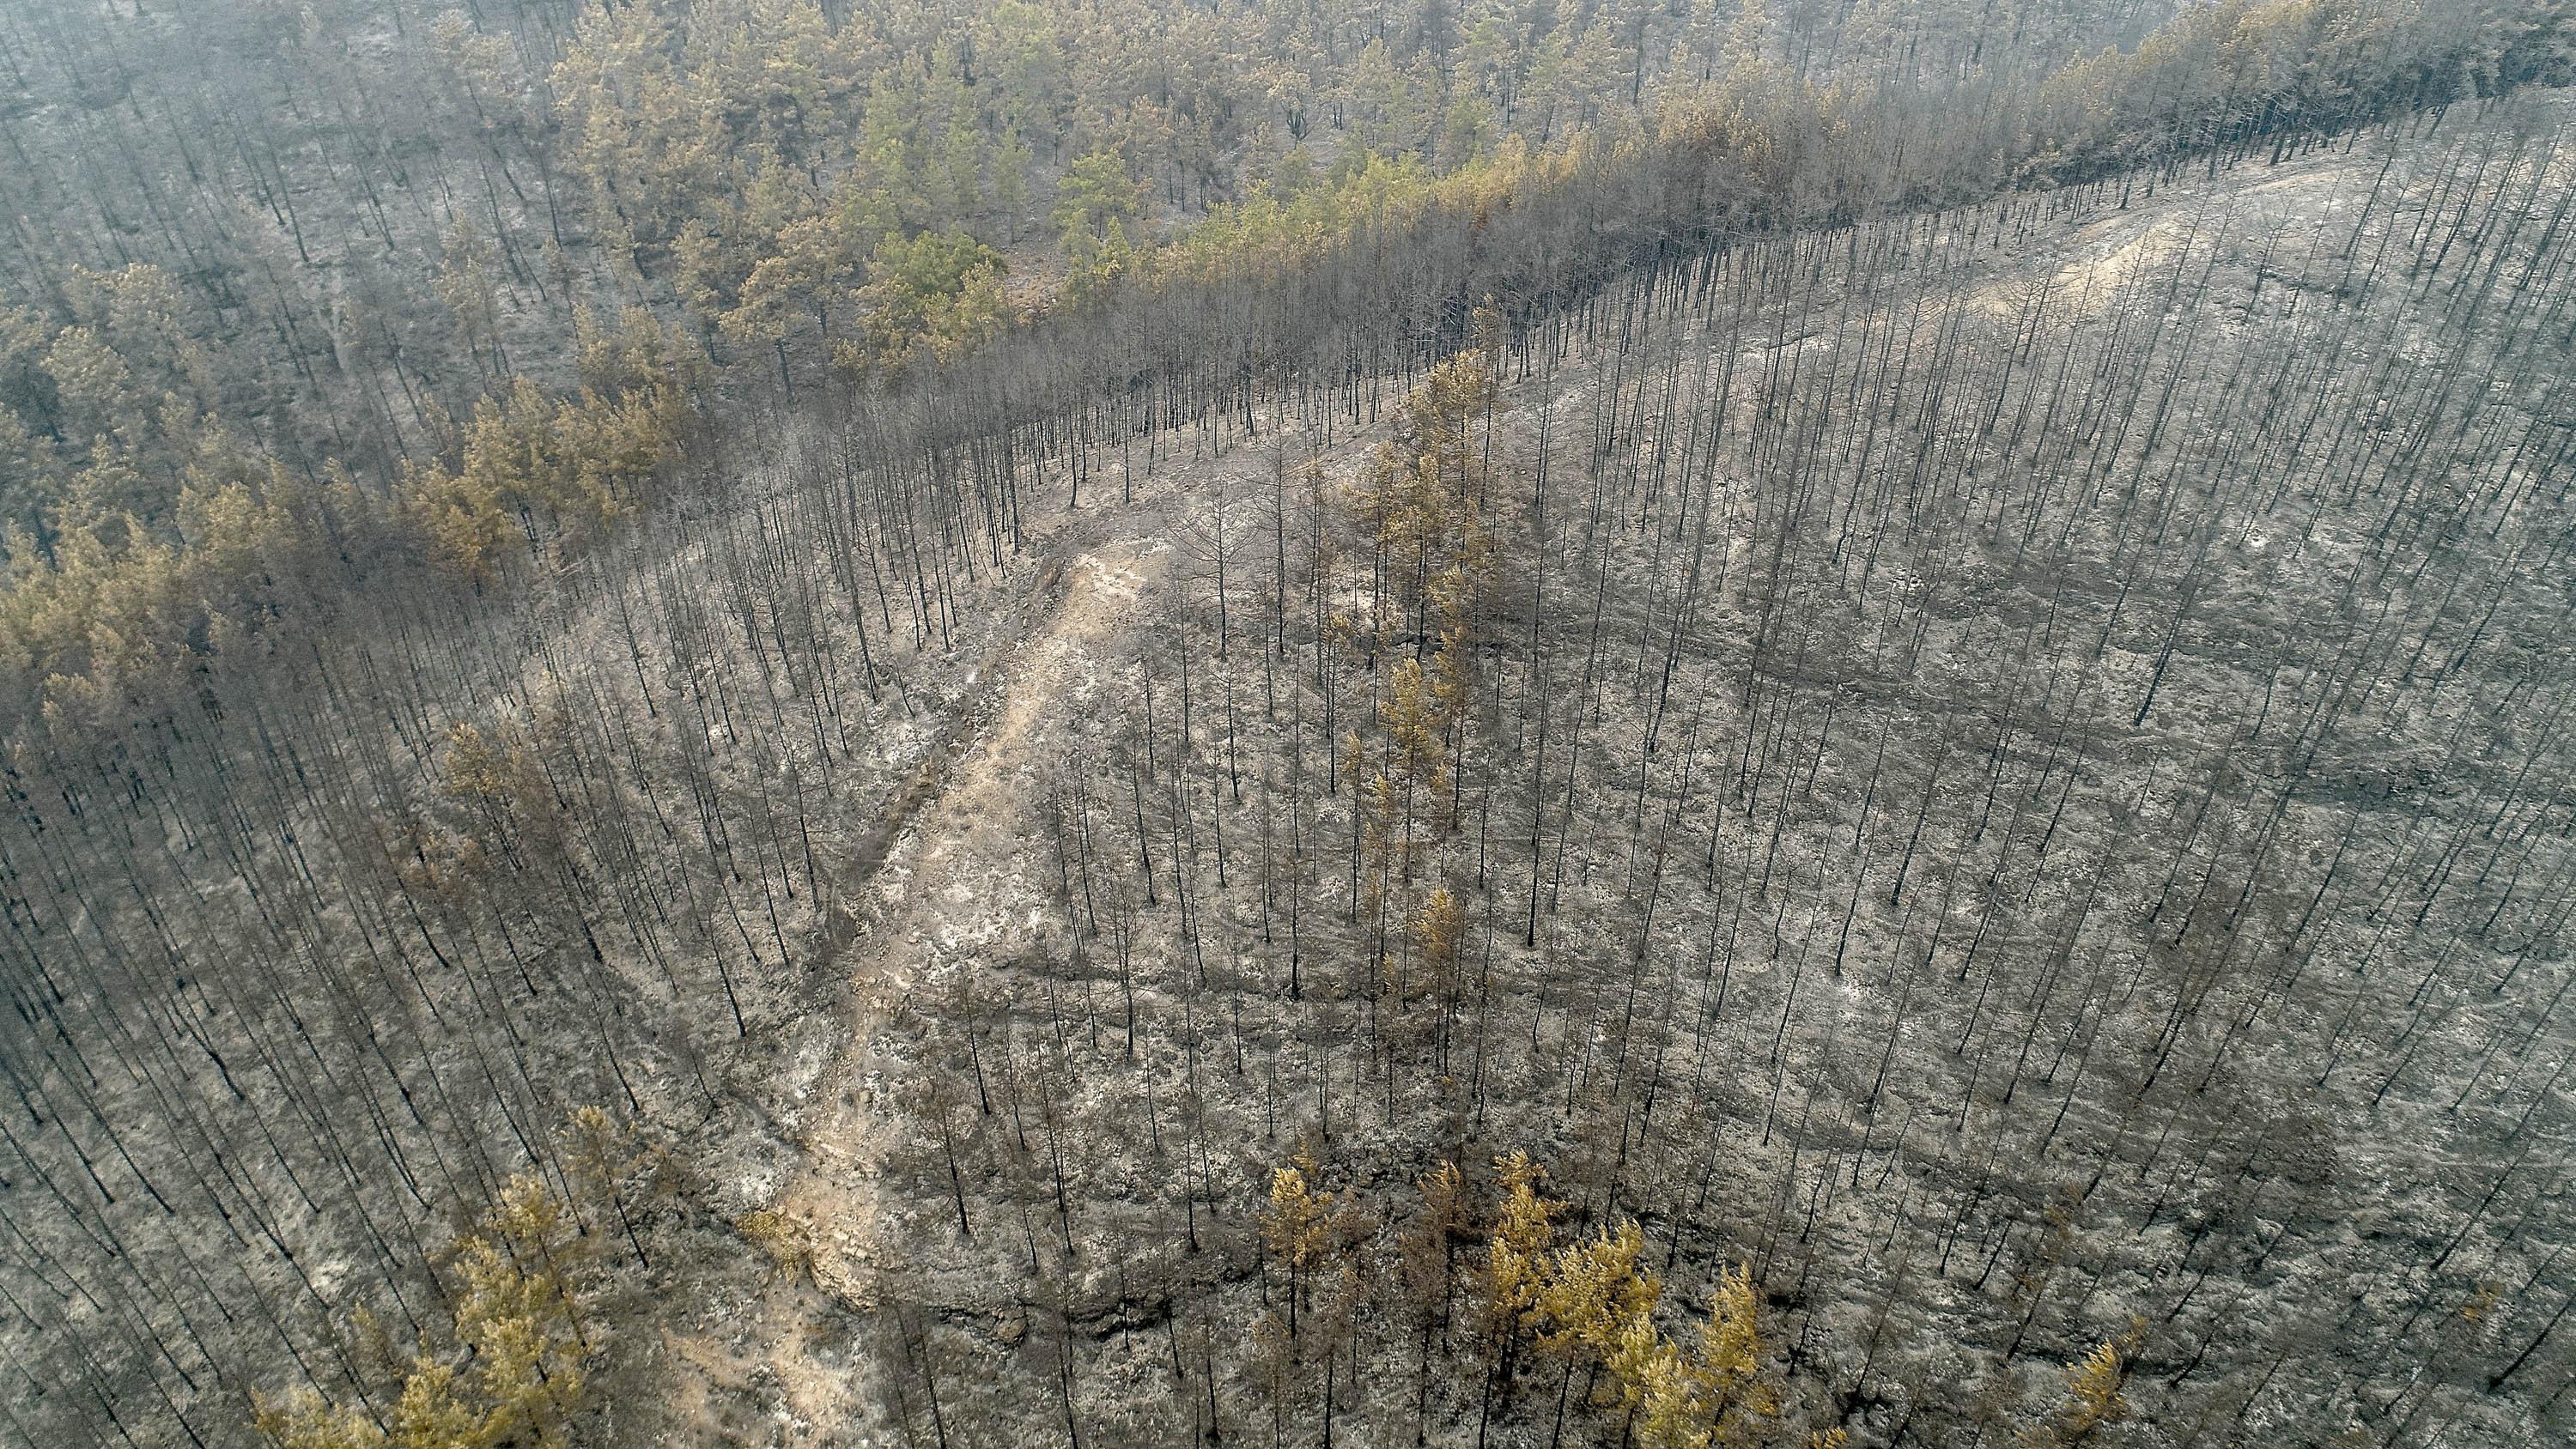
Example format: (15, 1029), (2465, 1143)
(635, 421), (1303, 1440)
(684, 519), (1173, 1440)
(788, 533), (1164, 1265)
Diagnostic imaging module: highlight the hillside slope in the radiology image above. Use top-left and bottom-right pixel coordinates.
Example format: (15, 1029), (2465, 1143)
(3, 70), (2573, 1449)
(652, 92), (2576, 1446)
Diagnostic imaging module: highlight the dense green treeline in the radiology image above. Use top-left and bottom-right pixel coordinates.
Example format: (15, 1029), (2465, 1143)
(0, 304), (696, 732)
(3, 0), (2567, 744)
(14, 0), (2561, 558)
(15, 0), (2160, 544)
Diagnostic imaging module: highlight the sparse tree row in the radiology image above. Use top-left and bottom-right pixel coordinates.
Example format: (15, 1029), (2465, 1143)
(846, 103), (2576, 1447)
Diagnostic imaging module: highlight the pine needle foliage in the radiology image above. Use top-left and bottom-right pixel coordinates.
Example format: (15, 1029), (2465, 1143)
(251, 1112), (654, 1448)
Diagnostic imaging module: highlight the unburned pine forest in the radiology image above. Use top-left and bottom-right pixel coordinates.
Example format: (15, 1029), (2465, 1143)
(1, 1), (2574, 1446)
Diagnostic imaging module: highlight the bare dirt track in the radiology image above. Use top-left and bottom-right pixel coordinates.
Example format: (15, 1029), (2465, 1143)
(787, 531), (1173, 1301)
(629, 458), (1261, 1442)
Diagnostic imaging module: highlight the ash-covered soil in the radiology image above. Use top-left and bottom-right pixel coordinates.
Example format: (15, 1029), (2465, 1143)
(9, 92), (2574, 1449)
(661, 95), (2576, 1449)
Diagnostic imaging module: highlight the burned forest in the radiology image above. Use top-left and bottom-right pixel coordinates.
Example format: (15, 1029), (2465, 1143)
(3, 2), (2575, 1446)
